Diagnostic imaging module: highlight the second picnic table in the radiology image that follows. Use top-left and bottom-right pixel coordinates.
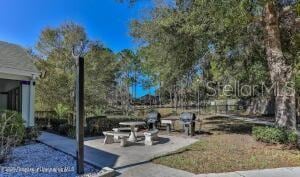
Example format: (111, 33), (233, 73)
(119, 121), (145, 142)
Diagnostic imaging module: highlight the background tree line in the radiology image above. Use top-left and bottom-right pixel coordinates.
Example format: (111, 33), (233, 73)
(129, 0), (300, 129)
(34, 0), (300, 129)
(34, 22), (138, 118)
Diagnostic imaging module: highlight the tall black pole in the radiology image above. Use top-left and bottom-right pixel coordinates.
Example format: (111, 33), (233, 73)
(75, 56), (84, 174)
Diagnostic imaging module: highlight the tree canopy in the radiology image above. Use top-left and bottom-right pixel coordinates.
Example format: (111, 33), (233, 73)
(130, 0), (300, 128)
(35, 22), (134, 116)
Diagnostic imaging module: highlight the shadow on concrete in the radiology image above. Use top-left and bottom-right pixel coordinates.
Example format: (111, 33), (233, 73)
(154, 137), (170, 145)
(83, 144), (119, 168)
(38, 132), (119, 169)
(84, 136), (104, 141)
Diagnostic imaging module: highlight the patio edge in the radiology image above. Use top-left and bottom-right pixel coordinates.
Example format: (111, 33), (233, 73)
(36, 139), (116, 177)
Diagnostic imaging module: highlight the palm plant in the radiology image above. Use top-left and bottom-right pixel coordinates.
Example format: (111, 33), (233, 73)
(0, 110), (25, 163)
(54, 103), (70, 119)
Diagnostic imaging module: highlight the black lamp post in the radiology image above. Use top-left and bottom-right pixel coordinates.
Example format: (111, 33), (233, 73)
(72, 43), (85, 174)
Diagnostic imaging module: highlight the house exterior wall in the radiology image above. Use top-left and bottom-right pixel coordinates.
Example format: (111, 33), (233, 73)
(0, 76), (36, 128)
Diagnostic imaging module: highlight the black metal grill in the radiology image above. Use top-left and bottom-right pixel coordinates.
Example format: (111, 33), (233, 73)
(179, 112), (196, 136)
(145, 111), (161, 130)
(180, 112), (196, 124)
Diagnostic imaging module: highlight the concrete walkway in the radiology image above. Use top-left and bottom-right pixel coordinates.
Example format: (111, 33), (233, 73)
(117, 163), (195, 177)
(195, 167), (300, 177)
(117, 163), (300, 177)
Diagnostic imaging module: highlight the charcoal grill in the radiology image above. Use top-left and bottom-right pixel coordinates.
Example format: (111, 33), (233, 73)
(179, 112), (196, 136)
(145, 111), (161, 130)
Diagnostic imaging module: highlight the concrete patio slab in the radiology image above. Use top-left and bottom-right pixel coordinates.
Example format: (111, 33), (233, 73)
(85, 134), (198, 169)
(235, 167), (300, 177)
(194, 167), (300, 177)
(38, 131), (198, 169)
(196, 172), (242, 177)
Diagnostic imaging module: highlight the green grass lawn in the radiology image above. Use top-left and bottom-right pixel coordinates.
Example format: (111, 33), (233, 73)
(153, 116), (300, 174)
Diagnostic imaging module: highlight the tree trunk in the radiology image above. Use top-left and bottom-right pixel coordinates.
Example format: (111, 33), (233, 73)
(263, 2), (296, 129)
(159, 80), (162, 107)
(174, 84), (178, 112)
(170, 88), (173, 107)
(197, 86), (200, 115)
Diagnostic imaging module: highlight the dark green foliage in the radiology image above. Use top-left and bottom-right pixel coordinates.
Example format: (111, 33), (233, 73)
(35, 117), (49, 129)
(58, 124), (74, 136)
(85, 116), (142, 136)
(287, 131), (298, 145)
(0, 110), (25, 143)
(253, 126), (286, 144)
(296, 72), (300, 95)
(252, 126), (298, 145)
(50, 122), (75, 138)
(42, 116), (142, 138)
(49, 119), (68, 132)
(24, 127), (41, 141)
(67, 126), (76, 138)
(0, 110), (25, 163)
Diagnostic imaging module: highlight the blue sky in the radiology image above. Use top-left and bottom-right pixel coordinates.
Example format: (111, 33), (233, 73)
(0, 0), (146, 51)
(0, 0), (155, 97)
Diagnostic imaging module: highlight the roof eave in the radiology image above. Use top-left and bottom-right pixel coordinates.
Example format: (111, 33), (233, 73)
(0, 67), (39, 79)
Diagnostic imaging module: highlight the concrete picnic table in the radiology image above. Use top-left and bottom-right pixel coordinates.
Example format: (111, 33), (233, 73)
(119, 121), (145, 142)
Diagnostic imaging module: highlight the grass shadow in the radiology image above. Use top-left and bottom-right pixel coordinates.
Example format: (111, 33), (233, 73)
(209, 123), (255, 134)
(200, 116), (261, 135)
(196, 130), (213, 135)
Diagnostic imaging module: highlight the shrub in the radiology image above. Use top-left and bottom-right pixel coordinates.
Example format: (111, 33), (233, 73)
(86, 116), (141, 136)
(171, 110), (178, 116)
(0, 110), (25, 163)
(287, 131), (298, 145)
(24, 127), (40, 141)
(35, 117), (49, 129)
(46, 116), (144, 138)
(252, 126), (298, 145)
(58, 124), (73, 136)
(67, 126), (76, 138)
(252, 126), (286, 144)
(50, 118), (68, 132)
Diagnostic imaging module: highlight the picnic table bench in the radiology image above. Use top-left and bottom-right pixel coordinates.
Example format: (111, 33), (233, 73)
(103, 131), (130, 147)
(144, 129), (159, 146)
